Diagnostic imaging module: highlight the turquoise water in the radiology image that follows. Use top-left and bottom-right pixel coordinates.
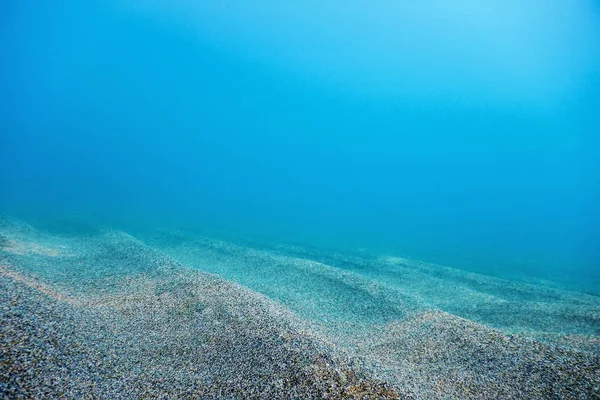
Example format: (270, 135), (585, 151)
(2, 1), (600, 291)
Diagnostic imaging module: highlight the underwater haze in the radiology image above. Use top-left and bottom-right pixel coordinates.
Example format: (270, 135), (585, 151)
(2, 0), (600, 286)
(3, 2), (600, 398)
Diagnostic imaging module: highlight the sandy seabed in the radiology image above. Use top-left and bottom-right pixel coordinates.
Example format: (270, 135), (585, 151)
(1, 216), (599, 399)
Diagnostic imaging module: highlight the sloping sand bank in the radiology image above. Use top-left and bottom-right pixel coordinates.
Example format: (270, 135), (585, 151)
(1, 217), (598, 399)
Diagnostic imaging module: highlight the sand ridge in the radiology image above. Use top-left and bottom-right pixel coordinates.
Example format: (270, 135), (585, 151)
(1, 218), (599, 399)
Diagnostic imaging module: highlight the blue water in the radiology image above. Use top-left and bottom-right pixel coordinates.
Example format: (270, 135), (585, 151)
(2, 0), (600, 289)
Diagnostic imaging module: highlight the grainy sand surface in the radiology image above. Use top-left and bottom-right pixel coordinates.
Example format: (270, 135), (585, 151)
(1, 217), (599, 399)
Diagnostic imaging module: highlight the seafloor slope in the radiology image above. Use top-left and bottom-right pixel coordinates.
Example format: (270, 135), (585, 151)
(1, 216), (599, 399)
